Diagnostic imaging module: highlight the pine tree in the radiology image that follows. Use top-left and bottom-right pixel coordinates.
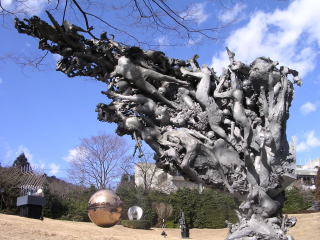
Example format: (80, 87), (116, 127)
(12, 153), (32, 172)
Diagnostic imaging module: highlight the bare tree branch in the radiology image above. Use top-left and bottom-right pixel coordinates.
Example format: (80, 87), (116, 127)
(67, 133), (133, 189)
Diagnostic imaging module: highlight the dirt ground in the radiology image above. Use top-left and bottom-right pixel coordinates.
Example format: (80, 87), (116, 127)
(0, 212), (319, 240)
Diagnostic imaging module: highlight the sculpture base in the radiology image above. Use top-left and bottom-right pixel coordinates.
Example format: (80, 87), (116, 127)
(16, 195), (45, 219)
(18, 204), (43, 219)
(181, 229), (190, 239)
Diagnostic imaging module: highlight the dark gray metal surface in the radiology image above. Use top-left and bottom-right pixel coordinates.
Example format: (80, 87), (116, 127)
(14, 13), (302, 239)
(16, 195), (45, 207)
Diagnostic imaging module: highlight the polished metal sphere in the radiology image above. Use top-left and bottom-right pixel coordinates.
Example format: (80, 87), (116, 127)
(128, 206), (143, 220)
(87, 189), (122, 227)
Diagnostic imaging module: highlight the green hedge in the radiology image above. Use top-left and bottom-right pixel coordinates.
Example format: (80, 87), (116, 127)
(116, 184), (237, 229)
(169, 188), (237, 229)
(165, 220), (179, 228)
(43, 184), (96, 221)
(283, 187), (313, 214)
(121, 220), (151, 229)
(116, 184), (159, 225)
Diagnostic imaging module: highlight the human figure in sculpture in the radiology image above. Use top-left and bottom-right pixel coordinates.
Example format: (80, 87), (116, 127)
(180, 65), (236, 147)
(110, 56), (189, 109)
(214, 72), (252, 149)
(160, 129), (244, 193)
(177, 87), (195, 109)
(104, 91), (157, 115)
(121, 116), (164, 156)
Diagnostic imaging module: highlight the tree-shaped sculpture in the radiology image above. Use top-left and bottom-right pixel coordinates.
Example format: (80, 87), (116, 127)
(15, 13), (301, 239)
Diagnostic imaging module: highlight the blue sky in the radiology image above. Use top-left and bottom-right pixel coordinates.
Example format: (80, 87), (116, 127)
(0, 0), (319, 179)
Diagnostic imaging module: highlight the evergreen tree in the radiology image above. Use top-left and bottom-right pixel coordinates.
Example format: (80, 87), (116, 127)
(12, 153), (32, 172)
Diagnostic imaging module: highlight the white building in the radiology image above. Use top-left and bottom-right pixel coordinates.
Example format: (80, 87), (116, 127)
(134, 163), (199, 193)
(295, 158), (319, 190)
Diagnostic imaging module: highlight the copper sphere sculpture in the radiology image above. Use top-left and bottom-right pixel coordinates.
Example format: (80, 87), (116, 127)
(87, 189), (122, 227)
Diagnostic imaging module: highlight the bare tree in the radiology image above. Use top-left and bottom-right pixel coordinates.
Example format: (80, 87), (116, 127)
(67, 133), (133, 189)
(134, 152), (160, 192)
(0, 0), (222, 47)
(0, 0), (237, 70)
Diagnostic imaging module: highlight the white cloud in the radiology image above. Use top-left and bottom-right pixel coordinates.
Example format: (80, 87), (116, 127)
(2, 0), (13, 8)
(0, 77), (3, 84)
(38, 162), (45, 170)
(2, 0), (48, 15)
(218, 3), (246, 24)
(19, 0), (48, 15)
(180, 3), (209, 24)
(13, 145), (47, 171)
(187, 36), (203, 47)
(16, 145), (33, 162)
(0, 142), (46, 171)
(64, 146), (86, 163)
(296, 141), (308, 152)
(49, 163), (60, 176)
(211, 0), (320, 76)
(300, 102), (317, 115)
(14, 145), (43, 170)
(156, 36), (169, 46)
(296, 131), (320, 152)
(305, 131), (320, 147)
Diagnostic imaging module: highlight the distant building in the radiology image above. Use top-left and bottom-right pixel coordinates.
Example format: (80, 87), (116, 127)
(134, 163), (199, 193)
(135, 158), (320, 193)
(295, 158), (319, 190)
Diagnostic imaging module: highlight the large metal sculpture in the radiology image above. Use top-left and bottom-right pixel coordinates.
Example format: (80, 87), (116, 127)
(87, 189), (122, 227)
(15, 13), (301, 239)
